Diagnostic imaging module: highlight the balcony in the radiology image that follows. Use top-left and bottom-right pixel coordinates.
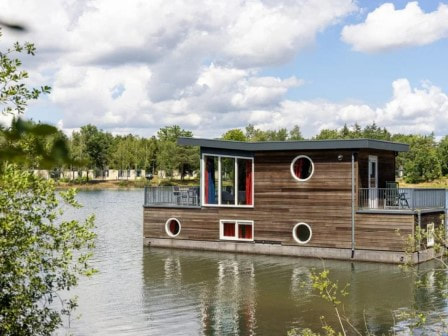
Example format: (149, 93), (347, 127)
(358, 188), (447, 213)
(144, 186), (200, 208)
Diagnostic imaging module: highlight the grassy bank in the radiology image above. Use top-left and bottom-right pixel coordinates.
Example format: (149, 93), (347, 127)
(55, 177), (200, 190)
(397, 177), (448, 188)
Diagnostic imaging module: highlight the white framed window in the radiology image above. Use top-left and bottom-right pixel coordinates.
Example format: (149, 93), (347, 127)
(165, 218), (181, 237)
(219, 220), (254, 241)
(290, 155), (314, 182)
(292, 222), (312, 244)
(202, 154), (254, 207)
(427, 223), (435, 247)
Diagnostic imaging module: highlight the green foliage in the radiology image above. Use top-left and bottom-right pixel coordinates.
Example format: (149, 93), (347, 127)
(313, 129), (340, 140)
(0, 118), (70, 169)
(309, 269), (349, 336)
(244, 124), (303, 141)
(289, 125), (304, 140)
(157, 125), (193, 142)
(221, 128), (247, 141)
(437, 136), (448, 176)
(314, 122), (390, 140)
(156, 125), (199, 179)
(79, 125), (112, 170)
(0, 29), (50, 115)
(0, 31), (96, 335)
(392, 134), (442, 183)
(0, 164), (96, 335)
(0, 30), (71, 170)
(288, 268), (353, 336)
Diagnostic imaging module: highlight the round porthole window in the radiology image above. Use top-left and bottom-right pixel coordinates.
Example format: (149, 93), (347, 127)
(291, 155), (314, 181)
(165, 218), (181, 237)
(293, 223), (312, 244)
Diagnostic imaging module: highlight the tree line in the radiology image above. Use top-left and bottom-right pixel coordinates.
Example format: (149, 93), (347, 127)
(5, 118), (447, 184)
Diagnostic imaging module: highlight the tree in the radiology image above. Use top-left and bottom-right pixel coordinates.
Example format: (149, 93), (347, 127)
(289, 125), (304, 140)
(76, 125), (112, 173)
(362, 122), (391, 140)
(245, 124), (297, 142)
(156, 125), (199, 179)
(0, 30), (50, 115)
(437, 136), (448, 176)
(393, 134), (442, 183)
(313, 128), (340, 140)
(0, 165), (96, 335)
(0, 118), (70, 170)
(265, 128), (288, 141)
(137, 136), (158, 173)
(0, 31), (96, 335)
(157, 125), (193, 142)
(221, 129), (247, 141)
(0, 28), (58, 168)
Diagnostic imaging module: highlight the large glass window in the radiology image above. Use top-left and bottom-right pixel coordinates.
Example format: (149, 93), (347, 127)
(237, 158), (253, 205)
(220, 220), (254, 241)
(203, 155), (253, 207)
(204, 156), (219, 204)
(221, 157), (235, 205)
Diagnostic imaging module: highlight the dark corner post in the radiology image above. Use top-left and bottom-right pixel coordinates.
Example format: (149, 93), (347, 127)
(445, 189), (448, 234)
(144, 186), (148, 206)
(351, 152), (357, 258)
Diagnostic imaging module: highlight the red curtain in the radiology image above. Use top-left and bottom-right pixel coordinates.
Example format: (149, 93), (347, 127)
(294, 158), (303, 179)
(238, 224), (252, 239)
(245, 160), (252, 205)
(169, 220), (179, 235)
(223, 222), (235, 237)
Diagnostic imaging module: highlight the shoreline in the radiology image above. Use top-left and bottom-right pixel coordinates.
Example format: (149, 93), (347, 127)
(54, 179), (200, 190)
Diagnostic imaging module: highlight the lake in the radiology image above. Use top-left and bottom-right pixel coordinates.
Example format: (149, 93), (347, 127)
(61, 190), (448, 335)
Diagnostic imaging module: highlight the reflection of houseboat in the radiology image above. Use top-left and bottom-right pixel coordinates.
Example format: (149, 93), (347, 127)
(143, 138), (447, 264)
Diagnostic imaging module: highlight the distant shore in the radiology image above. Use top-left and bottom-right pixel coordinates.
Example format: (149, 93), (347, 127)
(55, 178), (200, 190)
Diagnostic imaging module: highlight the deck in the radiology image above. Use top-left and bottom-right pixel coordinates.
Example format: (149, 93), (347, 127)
(144, 186), (447, 213)
(358, 188), (447, 214)
(144, 186), (200, 208)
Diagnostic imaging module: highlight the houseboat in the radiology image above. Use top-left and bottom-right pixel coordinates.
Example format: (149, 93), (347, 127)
(143, 138), (447, 264)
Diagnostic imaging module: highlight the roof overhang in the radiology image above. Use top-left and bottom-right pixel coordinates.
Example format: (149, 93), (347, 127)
(178, 137), (409, 152)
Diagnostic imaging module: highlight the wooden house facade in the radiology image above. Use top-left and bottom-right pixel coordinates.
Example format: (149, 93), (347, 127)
(143, 138), (446, 264)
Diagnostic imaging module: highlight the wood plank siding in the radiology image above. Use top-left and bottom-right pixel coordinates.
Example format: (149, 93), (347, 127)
(354, 213), (413, 251)
(144, 148), (421, 253)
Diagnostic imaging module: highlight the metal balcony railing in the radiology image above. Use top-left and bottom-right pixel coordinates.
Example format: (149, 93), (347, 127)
(144, 186), (200, 207)
(358, 188), (446, 211)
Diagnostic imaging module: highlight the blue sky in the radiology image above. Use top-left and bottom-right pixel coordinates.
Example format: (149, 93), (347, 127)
(1, 0), (448, 138)
(264, 0), (448, 105)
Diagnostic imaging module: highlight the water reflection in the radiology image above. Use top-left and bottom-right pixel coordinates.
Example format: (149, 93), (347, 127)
(60, 191), (448, 335)
(141, 248), (448, 335)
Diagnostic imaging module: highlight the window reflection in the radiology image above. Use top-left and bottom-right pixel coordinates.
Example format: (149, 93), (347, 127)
(221, 157), (235, 205)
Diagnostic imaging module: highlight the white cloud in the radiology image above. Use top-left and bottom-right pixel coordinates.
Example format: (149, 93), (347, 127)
(341, 2), (448, 52)
(50, 63), (302, 133)
(2, 1), (447, 140)
(0, 0), (355, 134)
(243, 79), (448, 138)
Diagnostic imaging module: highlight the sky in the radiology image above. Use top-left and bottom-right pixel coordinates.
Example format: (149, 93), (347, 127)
(1, 0), (448, 138)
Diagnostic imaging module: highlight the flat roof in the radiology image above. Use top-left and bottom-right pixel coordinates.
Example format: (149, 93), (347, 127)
(178, 137), (409, 152)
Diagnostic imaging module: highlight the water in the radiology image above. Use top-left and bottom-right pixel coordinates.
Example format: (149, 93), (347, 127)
(60, 190), (448, 335)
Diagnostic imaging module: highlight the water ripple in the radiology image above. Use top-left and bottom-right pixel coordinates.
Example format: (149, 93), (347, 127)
(57, 190), (448, 336)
